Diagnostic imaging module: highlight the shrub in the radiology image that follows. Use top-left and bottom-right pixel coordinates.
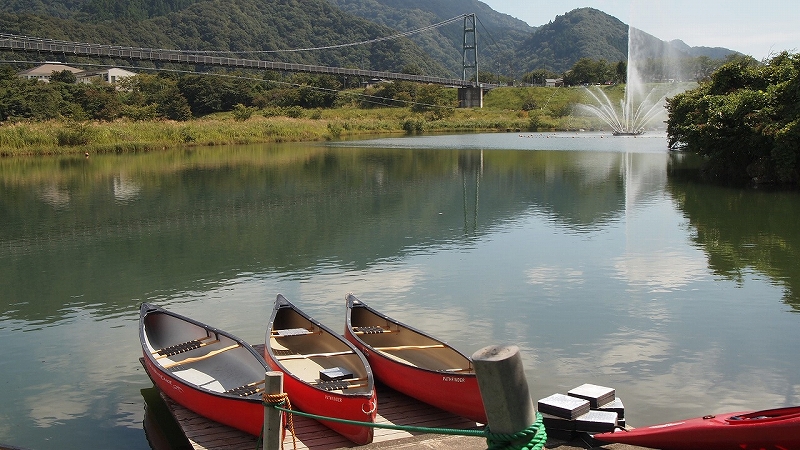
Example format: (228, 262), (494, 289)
(232, 103), (254, 121)
(57, 123), (92, 146)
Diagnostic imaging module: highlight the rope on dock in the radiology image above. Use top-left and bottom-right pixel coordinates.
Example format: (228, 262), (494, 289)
(261, 396), (546, 450)
(262, 393), (297, 450)
(485, 413), (547, 450)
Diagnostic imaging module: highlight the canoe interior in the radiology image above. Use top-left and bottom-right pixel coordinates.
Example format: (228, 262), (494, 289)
(270, 306), (372, 394)
(349, 305), (473, 372)
(143, 309), (267, 397)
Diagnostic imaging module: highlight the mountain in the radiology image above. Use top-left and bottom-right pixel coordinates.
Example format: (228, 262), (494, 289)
(516, 8), (627, 73)
(326, 0), (536, 77)
(0, 0), (451, 76)
(0, 1), (739, 79)
(514, 8), (738, 74)
(667, 39), (740, 60)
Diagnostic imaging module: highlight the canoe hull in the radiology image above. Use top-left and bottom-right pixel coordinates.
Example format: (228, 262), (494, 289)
(265, 357), (377, 445)
(593, 407), (800, 450)
(344, 294), (486, 424)
(351, 340), (485, 423)
(265, 294), (377, 445)
(139, 303), (269, 437)
(141, 353), (264, 436)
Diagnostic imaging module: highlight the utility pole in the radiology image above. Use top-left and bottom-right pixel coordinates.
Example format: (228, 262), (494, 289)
(462, 13), (478, 84)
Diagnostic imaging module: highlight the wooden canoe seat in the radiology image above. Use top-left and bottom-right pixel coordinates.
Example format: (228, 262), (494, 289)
(271, 328), (313, 337)
(161, 343), (241, 369)
(352, 326), (393, 334)
(225, 380), (266, 397)
(152, 335), (218, 358)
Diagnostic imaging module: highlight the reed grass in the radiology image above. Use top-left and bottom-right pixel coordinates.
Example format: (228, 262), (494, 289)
(0, 86), (620, 156)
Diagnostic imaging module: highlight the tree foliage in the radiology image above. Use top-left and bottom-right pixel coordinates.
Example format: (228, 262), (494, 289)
(562, 58), (621, 85)
(667, 52), (800, 186)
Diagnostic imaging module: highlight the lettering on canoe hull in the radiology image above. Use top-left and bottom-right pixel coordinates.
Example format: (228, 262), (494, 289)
(442, 376), (466, 383)
(325, 394), (343, 402)
(146, 358), (184, 393)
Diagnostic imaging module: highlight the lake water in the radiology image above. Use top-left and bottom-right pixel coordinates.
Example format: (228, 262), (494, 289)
(1, 132), (798, 449)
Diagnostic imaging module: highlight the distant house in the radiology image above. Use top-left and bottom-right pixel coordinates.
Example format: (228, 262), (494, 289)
(17, 62), (83, 82)
(545, 78), (564, 87)
(17, 63), (136, 84)
(77, 67), (137, 85)
(361, 78), (391, 89)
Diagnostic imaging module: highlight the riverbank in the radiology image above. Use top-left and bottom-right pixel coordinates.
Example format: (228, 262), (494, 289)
(0, 87), (610, 156)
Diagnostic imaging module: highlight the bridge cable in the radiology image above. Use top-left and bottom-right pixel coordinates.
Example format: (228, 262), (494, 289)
(0, 14), (468, 56)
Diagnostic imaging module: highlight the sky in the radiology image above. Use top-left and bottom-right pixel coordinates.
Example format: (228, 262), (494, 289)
(479, 0), (799, 61)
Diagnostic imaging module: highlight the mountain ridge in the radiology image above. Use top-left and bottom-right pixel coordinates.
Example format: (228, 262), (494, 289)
(0, 1), (739, 78)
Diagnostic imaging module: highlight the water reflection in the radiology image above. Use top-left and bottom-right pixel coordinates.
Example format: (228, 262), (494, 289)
(0, 134), (799, 450)
(669, 153), (800, 308)
(2, 142), (662, 323)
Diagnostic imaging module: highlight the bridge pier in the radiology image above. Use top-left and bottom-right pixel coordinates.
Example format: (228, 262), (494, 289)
(458, 86), (483, 108)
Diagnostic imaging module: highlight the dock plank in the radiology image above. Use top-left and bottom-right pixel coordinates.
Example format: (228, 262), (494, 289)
(157, 381), (481, 450)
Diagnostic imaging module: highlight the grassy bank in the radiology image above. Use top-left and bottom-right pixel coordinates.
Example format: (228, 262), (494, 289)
(0, 86), (617, 156)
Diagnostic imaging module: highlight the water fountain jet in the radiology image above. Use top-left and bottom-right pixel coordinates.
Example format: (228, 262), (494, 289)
(579, 26), (689, 135)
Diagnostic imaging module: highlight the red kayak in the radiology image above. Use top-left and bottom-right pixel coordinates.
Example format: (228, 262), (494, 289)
(139, 303), (270, 437)
(593, 406), (800, 450)
(264, 294), (377, 445)
(344, 294), (487, 424)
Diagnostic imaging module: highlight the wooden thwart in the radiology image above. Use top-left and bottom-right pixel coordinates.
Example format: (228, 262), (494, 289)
(162, 344), (241, 369)
(310, 376), (368, 386)
(375, 344), (446, 351)
(275, 350), (354, 360)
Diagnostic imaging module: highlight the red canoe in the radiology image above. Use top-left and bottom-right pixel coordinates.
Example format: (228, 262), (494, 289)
(592, 406), (800, 450)
(264, 294), (377, 445)
(139, 303), (270, 437)
(344, 294), (487, 424)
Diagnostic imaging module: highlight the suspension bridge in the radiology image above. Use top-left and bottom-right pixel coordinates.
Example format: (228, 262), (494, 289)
(0, 14), (491, 106)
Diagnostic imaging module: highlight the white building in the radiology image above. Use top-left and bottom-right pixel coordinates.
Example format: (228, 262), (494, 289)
(17, 62), (83, 82)
(17, 63), (136, 84)
(77, 67), (137, 84)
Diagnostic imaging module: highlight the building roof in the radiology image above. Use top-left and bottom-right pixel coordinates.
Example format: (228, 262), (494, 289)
(18, 63), (83, 77)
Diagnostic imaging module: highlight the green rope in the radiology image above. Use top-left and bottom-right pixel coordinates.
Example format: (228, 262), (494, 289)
(266, 401), (547, 450)
(485, 413), (547, 450)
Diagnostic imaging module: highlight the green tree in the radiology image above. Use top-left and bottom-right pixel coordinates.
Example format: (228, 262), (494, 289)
(522, 69), (559, 86)
(121, 74), (191, 121)
(50, 70), (77, 84)
(667, 52), (799, 186)
(563, 58), (615, 86)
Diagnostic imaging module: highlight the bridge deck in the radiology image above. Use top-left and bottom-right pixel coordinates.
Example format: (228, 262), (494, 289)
(0, 33), (485, 88)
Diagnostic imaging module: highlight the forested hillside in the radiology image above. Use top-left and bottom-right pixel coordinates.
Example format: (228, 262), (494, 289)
(327, 0), (534, 77)
(0, 1), (738, 78)
(0, 0), (450, 76)
(516, 8), (627, 73)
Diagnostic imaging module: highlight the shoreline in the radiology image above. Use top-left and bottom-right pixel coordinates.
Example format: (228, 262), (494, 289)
(0, 105), (605, 157)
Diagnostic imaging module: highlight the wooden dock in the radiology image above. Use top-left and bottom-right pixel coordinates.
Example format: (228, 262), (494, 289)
(139, 355), (644, 450)
(152, 382), (483, 450)
(146, 384), (644, 450)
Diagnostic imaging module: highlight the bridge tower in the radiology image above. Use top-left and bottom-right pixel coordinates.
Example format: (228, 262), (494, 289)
(462, 14), (478, 83)
(459, 13), (483, 108)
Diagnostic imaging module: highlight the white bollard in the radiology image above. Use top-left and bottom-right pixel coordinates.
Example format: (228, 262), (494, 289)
(471, 345), (536, 435)
(263, 371), (284, 450)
